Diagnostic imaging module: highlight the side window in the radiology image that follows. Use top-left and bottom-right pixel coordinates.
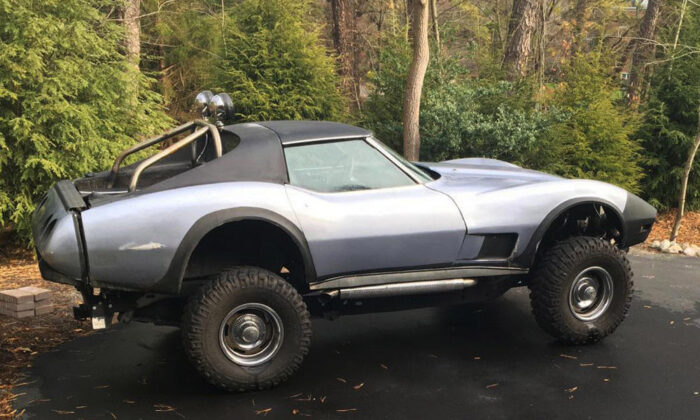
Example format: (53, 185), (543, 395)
(284, 139), (415, 193)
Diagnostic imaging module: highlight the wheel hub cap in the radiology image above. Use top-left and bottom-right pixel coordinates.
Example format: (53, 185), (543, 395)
(568, 266), (614, 321)
(219, 303), (284, 367)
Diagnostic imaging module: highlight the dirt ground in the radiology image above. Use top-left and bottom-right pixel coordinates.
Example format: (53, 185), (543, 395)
(645, 210), (700, 245)
(0, 249), (90, 419)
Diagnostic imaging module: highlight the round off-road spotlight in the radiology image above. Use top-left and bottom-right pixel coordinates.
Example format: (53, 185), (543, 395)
(194, 90), (214, 118)
(208, 93), (235, 126)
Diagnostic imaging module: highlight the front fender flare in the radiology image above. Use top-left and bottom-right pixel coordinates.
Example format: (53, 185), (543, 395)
(514, 197), (625, 268)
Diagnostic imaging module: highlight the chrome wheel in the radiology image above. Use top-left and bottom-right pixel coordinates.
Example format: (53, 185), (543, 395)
(219, 303), (284, 367)
(568, 266), (614, 321)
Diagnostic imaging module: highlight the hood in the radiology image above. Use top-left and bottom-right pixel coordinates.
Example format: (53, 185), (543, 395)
(421, 158), (560, 195)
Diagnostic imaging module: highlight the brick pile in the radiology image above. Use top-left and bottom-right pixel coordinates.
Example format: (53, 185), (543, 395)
(0, 286), (53, 318)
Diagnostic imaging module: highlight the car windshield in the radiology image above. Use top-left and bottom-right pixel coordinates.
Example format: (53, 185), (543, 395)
(371, 137), (435, 182)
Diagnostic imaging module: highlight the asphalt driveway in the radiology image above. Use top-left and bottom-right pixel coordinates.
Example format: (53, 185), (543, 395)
(14, 252), (700, 419)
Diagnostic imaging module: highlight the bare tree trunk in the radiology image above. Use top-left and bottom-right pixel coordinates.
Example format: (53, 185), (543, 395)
(123, 0), (141, 69)
(626, 0), (662, 108)
(331, 0), (358, 110)
(502, 0), (538, 79)
(429, 0), (440, 49)
(402, 0), (429, 161)
(670, 105), (700, 241)
(570, 0), (593, 54)
(535, 0), (547, 111)
(572, 0), (592, 37)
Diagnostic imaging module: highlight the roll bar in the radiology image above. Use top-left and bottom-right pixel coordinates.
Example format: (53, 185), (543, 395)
(107, 120), (222, 191)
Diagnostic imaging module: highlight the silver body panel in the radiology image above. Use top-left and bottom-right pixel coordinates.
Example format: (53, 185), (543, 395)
(285, 184), (465, 278)
(81, 182), (298, 288)
(424, 159), (629, 263)
(33, 125), (653, 294)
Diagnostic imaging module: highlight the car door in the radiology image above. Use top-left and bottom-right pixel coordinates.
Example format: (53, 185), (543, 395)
(283, 138), (466, 279)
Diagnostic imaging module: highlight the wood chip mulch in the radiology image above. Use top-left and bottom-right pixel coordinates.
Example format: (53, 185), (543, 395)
(644, 210), (700, 246)
(0, 249), (90, 419)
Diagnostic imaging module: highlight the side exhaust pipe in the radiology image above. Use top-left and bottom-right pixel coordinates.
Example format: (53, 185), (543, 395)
(328, 279), (477, 300)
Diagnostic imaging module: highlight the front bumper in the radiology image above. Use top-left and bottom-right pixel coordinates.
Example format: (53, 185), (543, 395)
(621, 193), (657, 247)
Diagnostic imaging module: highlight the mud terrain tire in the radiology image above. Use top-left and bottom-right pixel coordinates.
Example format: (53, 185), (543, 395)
(528, 236), (633, 344)
(182, 267), (311, 391)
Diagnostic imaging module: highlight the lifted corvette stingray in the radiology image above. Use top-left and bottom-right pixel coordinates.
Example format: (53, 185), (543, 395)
(33, 92), (656, 391)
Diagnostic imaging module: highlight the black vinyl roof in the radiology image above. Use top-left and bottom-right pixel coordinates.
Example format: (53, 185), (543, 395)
(223, 120), (371, 145)
(139, 121), (371, 194)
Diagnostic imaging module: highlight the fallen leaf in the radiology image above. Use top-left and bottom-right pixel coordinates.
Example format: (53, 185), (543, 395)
(380, 364), (388, 370)
(287, 393), (303, 399)
(154, 404), (175, 412)
(474, 356), (481, 360)
(670, 320), (675, 325)
(255, 407), (272, 416)
(560, 354), (578, 360)
(683, 317), (691, 321)
(644, 305), (652, 309)
(320, 396), (326, 403)
(579, 363), (593, 367)
(486, 383), (499, 389)
(51, 410), (75, 415)
(336, 408), (357, 413)
(110, 412), (117, 419)
(336, 377), (347, 383)
(565, 386), (578, 393)
(604, 378), (610, 382)
(353, 383), (364, 390)
(292, 408), (300, 415)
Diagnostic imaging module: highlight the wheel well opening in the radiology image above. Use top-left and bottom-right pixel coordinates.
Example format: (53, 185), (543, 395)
(538, 202), (624, 256)
(183, 220), (308, 293)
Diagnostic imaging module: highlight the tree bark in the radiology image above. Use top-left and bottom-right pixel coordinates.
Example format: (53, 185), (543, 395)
(330, 0), (358, 109)
(626, 0), (662, 108)
(429, 0), (440, 48)
(670, 105), (700, 241)
(502, 0), (538, 79)
(123, 0), (141, 69)
(402, 0), (429, 161)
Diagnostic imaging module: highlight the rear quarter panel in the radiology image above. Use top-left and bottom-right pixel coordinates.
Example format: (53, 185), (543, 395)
(81, 182), (298, 290)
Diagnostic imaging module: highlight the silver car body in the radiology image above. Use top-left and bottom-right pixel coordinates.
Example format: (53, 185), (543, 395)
(32, 121), (656, 295)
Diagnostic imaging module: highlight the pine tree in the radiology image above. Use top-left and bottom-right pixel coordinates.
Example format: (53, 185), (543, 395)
(538, 52), (643, 192)
(208, 0), (346, 122)
(0, 0), (172, 243)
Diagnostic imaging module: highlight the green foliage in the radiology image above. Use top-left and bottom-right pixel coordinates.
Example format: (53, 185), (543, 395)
(363, 32), (559, 164)
(0, 0), (172, 242)
(536, 53), (644, 193)
(208, 0), (346, 121)
(636, 2), (700, 210)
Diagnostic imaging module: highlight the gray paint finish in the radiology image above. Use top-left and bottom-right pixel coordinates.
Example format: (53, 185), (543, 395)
(285, 184), (466, 278)
(81, 182), (299, 288)
(32, 122), (655, 294)
(424, 159), (629, 262)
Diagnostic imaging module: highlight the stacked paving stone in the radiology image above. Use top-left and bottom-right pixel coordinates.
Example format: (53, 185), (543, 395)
(0, 286), (53, 318)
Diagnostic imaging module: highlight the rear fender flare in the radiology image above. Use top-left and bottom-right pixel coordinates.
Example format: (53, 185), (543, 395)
(151, 207), (316, 293)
